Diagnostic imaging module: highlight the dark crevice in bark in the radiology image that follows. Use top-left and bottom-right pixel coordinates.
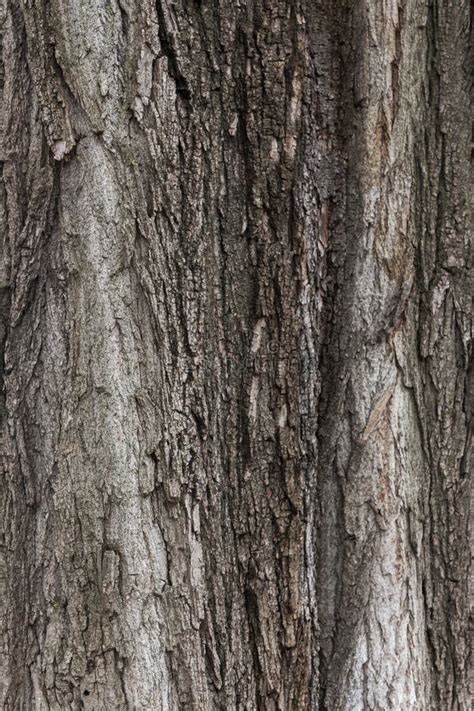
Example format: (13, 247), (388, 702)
(155, 1), (192, 106)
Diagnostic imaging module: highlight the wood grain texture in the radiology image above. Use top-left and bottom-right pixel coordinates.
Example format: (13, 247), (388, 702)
(0, 0), (471, 708)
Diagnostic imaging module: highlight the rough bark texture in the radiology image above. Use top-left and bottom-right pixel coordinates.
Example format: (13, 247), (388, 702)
(0, 0), (471, 709)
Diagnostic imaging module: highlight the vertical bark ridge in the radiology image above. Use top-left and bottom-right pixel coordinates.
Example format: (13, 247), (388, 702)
(315, 1), (471, 708)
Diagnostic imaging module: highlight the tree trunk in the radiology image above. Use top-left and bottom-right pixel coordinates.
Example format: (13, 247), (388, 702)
(0, 0), (471, 708)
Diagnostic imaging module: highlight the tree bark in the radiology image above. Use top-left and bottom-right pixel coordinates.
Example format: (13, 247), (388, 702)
(0, 0), (471, 709)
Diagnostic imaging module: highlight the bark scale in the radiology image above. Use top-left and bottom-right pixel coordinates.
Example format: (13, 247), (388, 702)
(0, 0), (471, 709)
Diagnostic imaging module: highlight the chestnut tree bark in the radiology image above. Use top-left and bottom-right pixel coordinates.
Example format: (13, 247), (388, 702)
(0, 0), (471, 708)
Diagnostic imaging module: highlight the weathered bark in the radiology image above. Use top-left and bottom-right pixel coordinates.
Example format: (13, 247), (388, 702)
(0, 0), (471, 709)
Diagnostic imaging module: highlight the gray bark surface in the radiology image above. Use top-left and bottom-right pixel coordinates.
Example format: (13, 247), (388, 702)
(0, 0), (471, 709)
